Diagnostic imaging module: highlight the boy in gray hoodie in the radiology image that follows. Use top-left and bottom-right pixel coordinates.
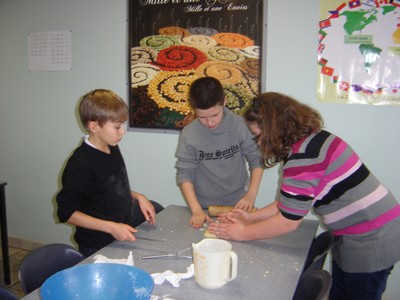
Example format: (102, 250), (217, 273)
(175, 77), (263, 227)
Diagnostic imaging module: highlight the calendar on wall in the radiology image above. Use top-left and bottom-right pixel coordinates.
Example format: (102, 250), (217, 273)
(28, 30), (72, 71)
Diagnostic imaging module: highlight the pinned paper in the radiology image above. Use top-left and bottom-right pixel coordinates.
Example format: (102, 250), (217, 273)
(28, 30), (72, 71)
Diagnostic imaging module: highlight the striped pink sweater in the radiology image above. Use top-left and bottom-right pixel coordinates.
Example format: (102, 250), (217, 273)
(278, 130), (400, 272)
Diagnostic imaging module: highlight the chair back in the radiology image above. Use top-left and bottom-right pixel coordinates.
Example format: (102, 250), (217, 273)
(0, 286), (19, 300)
(18, 243), (85, 294)
(302, 231), (337, 275)
(292, 269), (332, 300)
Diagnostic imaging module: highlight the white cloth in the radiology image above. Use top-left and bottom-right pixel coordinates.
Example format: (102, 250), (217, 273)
(93, 251), (134, 266)
(92, 252), (194, 288)
(150, 296), (175, 300)
(151, 264), (194, 288)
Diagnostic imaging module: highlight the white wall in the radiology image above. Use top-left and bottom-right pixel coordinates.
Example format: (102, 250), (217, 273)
(0, 0), (399, 298)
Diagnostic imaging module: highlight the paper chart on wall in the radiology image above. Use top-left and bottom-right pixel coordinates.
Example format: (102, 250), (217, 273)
(28, 30), (72, 71)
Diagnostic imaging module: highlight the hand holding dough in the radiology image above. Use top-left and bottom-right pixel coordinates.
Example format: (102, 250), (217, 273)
(208, 205), (257, 217)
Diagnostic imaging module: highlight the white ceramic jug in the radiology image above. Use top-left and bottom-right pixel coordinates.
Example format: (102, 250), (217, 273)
(192, 238), (238, 289)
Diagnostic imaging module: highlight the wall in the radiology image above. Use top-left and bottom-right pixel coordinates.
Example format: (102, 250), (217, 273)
(0, 0), (399, 298)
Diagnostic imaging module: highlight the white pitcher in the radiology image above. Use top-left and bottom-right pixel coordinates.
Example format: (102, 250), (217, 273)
(192, 238), (238, 289)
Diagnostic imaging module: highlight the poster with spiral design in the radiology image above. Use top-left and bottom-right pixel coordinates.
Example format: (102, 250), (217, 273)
(129, 0), (264, 130)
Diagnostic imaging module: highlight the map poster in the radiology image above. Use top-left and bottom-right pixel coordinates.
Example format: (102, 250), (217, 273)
(317, 0), (400, 105)
(128, 0), (263, 130)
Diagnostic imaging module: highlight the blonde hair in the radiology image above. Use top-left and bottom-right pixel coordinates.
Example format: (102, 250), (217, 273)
(79, 89), (128, 130)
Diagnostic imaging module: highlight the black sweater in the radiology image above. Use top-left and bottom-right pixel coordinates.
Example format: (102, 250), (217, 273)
(56, 141), (134, 249)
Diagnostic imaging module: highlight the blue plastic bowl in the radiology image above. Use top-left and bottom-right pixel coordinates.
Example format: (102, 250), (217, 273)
(40, 263), (154, 300)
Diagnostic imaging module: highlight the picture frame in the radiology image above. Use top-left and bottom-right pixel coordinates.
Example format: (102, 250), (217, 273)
(128, 0), (265, 131)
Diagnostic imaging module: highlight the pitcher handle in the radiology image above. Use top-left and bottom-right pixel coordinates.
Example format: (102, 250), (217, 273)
(228, 251), (238, 281)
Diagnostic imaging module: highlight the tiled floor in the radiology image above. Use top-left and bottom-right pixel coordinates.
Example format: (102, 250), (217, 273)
(0, 246), (31, 299)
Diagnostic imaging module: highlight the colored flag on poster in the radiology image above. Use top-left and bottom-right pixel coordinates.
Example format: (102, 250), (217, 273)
(366, 0), (400, 8)
(321, 66), (334, 76)
(333, 76), (339, 83)
(339, 81), (349, 91)
(336, 3), (346, 11)
(390, 1), (400, 8)
(362, 88), (373, 95)
(318, 57), (328, 66)
(319, 19), (331, 29)
(319, 30), (327, 42)
(349, 0), (361, 9)
(351, 85), (363, 92)
(362, 0), (378, 7)
(374, 0), (390, 8)
(329, 10), (339, 18)
(318, 43), (325, 55)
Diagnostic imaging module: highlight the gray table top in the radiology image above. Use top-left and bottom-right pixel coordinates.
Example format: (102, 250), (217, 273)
(22, 205), (318, 300)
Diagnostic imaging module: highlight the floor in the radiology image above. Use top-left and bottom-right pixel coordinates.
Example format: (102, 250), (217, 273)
(0, 245), (31, 299)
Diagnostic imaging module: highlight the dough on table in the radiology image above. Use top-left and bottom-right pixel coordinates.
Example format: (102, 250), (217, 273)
(204, 228), (217, 238)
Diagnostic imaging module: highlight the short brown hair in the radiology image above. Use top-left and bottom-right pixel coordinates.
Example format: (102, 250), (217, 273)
(189, 77), (225, 109)
(79, 89), (128, 130)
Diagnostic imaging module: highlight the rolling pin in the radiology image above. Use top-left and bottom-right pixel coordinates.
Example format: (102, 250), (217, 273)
(208, 205), (257, 217)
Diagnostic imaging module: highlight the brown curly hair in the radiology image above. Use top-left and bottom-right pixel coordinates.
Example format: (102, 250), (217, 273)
(244, 92), (323, 168)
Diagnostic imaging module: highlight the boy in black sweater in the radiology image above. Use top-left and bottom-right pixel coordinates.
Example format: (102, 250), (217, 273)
(56, 89), (163, 257)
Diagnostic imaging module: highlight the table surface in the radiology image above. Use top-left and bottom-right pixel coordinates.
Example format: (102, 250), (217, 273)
(22, 205), (318, 300)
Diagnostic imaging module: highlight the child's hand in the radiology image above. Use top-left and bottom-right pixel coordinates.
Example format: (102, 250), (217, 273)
(139, 202), (156, 225)
(109, 222), (138, 242)
(235, 198), (254, 211)
(208, 216), (247, 241)
(218, 209), (253, 225)
(235, 189), (258, 212)
(134, 192), (157, 225)
(190, 211), (211, 228)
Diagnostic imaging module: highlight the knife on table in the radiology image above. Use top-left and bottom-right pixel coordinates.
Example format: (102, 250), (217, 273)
(135, 236), (167, 242)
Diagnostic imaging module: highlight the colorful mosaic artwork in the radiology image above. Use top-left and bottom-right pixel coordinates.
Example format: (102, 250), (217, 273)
(129, 1), (263, 129)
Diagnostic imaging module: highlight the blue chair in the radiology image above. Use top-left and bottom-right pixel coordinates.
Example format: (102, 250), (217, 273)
(292, 269), (332, 300)
(18, 243), (85, 294)
(0, 286), (19, 300)
(302, 231), (337, 275)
